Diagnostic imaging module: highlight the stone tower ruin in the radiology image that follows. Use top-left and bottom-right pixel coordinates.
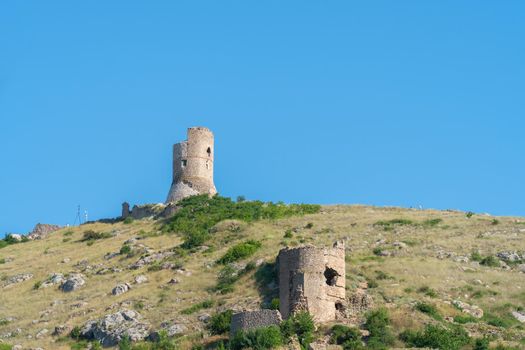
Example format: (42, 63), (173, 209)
(166, 127), (217, 203)
(278, 241), (346, 323)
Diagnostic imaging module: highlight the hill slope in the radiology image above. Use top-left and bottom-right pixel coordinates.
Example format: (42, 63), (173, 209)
(1, 202), (525, 349)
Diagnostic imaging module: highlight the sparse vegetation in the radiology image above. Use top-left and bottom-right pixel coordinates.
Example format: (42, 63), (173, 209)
(180, 299), (214, 315)
(415, 302), (442, 321)
(417, 285), (438, 298)
(330, 324), (364, 350)
(480, 255), (501, 267)
(217, 240), (262, 264)
(209, 309), (233, 335)
(82, 230), (111, 242)
(230, 325), (283, 350)
(165, 194), (320, 249)
(280, 312), (316, 350)
(400, 324), (470, 350)
(364, 308), (395, 349)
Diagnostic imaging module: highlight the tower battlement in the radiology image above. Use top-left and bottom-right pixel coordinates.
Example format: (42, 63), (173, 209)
(166, 127), (217, 203)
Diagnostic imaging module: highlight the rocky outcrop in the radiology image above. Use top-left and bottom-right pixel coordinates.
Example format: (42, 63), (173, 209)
(60, 274), (85, 292)
(452, 300), (484, 319)
(112, 283), (131, 296)
(27, 223), (61, 240)
(80, 310), (150, 346)
(41, 273), (65, 288)
(3, 273), (33, 287)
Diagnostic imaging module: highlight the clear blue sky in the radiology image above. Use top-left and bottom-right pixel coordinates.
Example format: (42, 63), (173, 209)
(1, 1), (524, 236)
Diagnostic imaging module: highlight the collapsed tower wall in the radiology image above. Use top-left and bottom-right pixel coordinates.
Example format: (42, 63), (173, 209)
(278, 241), (346, 323)
(166, 127), (217, 203)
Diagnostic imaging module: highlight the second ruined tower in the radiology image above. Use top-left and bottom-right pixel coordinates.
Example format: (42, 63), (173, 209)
(166, 127), (217, 203)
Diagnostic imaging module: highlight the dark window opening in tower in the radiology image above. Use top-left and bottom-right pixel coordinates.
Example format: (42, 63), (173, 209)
(207, 147), (211, 157)
(324, 267), (339, 286)
(181, 159), (187, 167)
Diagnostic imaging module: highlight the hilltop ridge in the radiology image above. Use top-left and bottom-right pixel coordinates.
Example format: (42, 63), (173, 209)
(1, 197), (525, 349)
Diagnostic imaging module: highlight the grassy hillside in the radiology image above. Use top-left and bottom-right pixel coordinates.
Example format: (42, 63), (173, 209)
(1, 197), (525, 349)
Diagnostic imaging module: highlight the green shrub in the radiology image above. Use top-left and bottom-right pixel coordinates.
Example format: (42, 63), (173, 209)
(416, 302), (442, 320)
(280, 312), (315, 350)
(0, 344), (13, 350)
(453, 314), (478, 324)
(33, 280), (42, 290)
(82, 230), (111, 241)
(372, 247), (383, 256)
(70, 326), (82, 340)
(474, 337), (490, 350)
(0, 258), (5, 264)
(330, 324), (364, 350)
(165, 195), (320, 249)
(215, 265), (239, 294)
(180, 299), (214, 315)
(119, 335), (132, 350)
(422, 218), (443, 227)
(480, 255), (500, 267)
(491, 219), (500, 225)
(483, 313), (513, 328)
(63, 230), (74, 236)
(374, 219), (414, 231)
(0, 240), (8, 249)
(471, 251), (483, 262)
(217, 240), (262, 264)
(284, 230), (293, 238)
(230, 325), (283, 350)
(304, 222), (314, 229)
(209, 310), (233, 335)
(123, 217), (134, 224)
(364, 308), (395, 350)
(120, 244), (133, 255)
(400, 324), (470, 350)
(270, 298), (280, 310)
(466, 211), (475, 218)
(417, 285), (438, 298)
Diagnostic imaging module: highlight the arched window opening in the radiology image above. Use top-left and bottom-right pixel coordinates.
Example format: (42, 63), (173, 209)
(324, 267), (339, 286)
(207, 147), (211, 157)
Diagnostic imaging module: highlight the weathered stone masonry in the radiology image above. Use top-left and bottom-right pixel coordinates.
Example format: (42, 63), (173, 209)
(278, 241), (346, 323)
(166, 127), (217, 203)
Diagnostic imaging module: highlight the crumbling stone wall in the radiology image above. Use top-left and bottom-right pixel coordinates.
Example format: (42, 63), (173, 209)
(120, 203), (178, 220)
(166, 127), (217, 203)
(278, 241), (346, 323)
(230, 310), (282, 334)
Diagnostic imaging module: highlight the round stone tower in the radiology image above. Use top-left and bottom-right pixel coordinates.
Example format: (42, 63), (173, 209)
(278, 241), (346, 323)
(166, 127), (217, 203)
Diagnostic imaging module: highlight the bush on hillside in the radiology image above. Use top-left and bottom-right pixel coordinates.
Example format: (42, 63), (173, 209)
(230, 325), (283, 350)
(164, 195), (320, 249)
(364, 308), (395, 349)
(330, 324), (364, 350)
(480, 255), (500, 268)
(209, 310), (233, 335)
(217, 240), (262, 264)
(400, 324), (470, 350)
(82, 230), (111, 241)
(280, 312), (315, 350)
(416, 302), (442, 320)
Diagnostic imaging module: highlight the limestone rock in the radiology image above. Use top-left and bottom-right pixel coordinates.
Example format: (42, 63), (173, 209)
(60, 274), (85, 292)
(41, 273), (65, 288)
(134, 275), (148, 284)
(27, 223), (61, 240)
(81, 310), (150, 346)
(4, 273), (33, 287)
(7, 234), (23, 242)
(452, 300), (483, 318)
(35, 328), (49, 339)
(512, 311), (525, 323)
(112, 283), (131, 296)
(53, 324), (72, 336)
